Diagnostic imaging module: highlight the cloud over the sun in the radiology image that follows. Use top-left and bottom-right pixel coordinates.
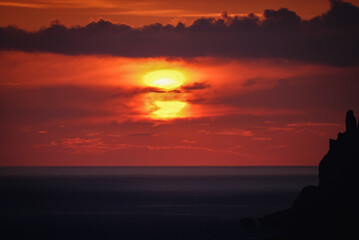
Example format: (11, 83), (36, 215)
(1, 0), (358, 66)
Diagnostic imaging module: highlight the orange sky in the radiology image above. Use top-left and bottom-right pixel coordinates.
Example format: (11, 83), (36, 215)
(0, 0), (358, 30)
(0, 0), (359, 166)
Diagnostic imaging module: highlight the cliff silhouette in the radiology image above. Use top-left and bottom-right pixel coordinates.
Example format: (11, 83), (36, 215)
(259, 110), (359, 240)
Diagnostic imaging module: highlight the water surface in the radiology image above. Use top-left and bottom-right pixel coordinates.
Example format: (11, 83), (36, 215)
(0, 166), (317, 240)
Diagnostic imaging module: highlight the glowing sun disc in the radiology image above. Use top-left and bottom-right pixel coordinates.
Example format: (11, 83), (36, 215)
(152, 101), (187, 119)
(144, 69), (184, 90)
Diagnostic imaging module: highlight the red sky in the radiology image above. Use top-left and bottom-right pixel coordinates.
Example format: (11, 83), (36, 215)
(0, 0), (358, 166)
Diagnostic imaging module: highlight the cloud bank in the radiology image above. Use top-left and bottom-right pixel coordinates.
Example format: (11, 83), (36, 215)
(1, 0), (358, 66)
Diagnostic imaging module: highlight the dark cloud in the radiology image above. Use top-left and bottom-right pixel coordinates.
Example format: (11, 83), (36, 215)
(242, 78), (263, 87)
(262, 8), (301, 31)
(209, 75), (359, 111)
(0, 1), (358, 66)
(0, 85), (143, 124)
(181, 82), (210, 91)
(324, 0), (359, 26)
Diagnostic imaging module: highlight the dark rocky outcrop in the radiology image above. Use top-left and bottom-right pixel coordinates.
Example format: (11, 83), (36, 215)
(259, 110), (359, 240)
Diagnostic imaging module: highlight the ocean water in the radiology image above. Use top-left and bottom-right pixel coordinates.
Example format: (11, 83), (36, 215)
(0, 167), (317, 240)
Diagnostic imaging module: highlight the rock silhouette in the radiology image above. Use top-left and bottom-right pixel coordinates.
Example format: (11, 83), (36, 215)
(345, 110), (356, 132)
(259, 110), (359, 240)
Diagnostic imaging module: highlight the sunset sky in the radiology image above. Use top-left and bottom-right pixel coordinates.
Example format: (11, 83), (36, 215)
(0, 0), (358, 166)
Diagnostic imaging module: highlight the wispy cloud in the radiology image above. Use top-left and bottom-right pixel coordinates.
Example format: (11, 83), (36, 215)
(267, 127), (294, 132)
(216, 129), (254, 136)
(34, 136), (238, 155)
(252, 137), (272, 141)
(268, 144), (287, 149)
(0, 0), (156, 9)
(0, 2), (46, 8)
(197, 130), (210, 134)
(37, 130), (48, 134)
(287, 122), (343, 127)
(110, 9), (184, 16)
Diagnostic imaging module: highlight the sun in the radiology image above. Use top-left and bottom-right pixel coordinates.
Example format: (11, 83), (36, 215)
(142, 68), (188, 119)
(143, 69), (185, 91)
(152, 101), (187, 119)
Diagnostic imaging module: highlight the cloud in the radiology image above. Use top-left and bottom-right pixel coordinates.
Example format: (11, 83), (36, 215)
(0, 1), (358, 66)
(252, 137), (272, 141)
(212, 74), (359, 112)
(242, 78), (263, 87)
(128, 133), (155, 137)
(61, 137), (113, 153)
(37, 130), (48, 134)
(216, 129), (254, 136)
(181, 82), (210, 91)
(35, 136), (237, 155)
(261, 8), (301, 30)
(197, 130), (210, 134)
(33, 141), (58, 149)
(0, 2), (46, 8)
(0, 85), (144, 124)
(287, 122), (343, 127)
(267, 127), (294, 132)
(0, 0), (144, 9)
(268, 144), (287, 149)
(318, 0), (359, 26)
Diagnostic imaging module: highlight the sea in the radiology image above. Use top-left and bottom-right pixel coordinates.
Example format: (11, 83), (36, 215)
(0, 166), (317, 240)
